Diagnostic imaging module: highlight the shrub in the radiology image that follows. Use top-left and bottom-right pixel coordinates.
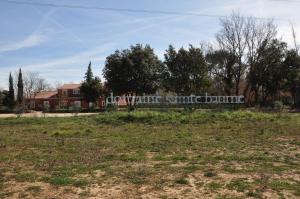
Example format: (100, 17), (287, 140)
(274, 100), (284, 113)
(69, 104), (81, 116)
(42, 106), (49, 118)
(14, 106), (25, 118)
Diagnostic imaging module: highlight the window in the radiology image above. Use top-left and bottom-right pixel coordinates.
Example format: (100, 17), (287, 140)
(43, 101), (50, 108)
(74, 101), (81, 108)
(63, 90), (68, 96)
(73, 89), (80, 95)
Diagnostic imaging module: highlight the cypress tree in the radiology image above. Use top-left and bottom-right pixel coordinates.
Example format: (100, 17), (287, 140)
(8, 72), (15, 107)
(17, 68), (24, 105)
(85, 61), (93, 83)
(80, 62), (102, 106)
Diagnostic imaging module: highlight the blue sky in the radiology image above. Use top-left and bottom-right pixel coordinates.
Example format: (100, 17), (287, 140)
(0, 0), (299, 89)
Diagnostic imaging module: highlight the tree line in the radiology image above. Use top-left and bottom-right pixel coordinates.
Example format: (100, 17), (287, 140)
(0, 69), (53, 110)
(102, 13), (300, 107)
(1, 13), (300, 109)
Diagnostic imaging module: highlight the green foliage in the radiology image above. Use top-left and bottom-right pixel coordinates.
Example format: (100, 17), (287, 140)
(226, 178), (252, 192)
(17, 68), (24, 105)
(250, 39), (287, 105)
(8, 72), (15, 108)
(44, 176), (88, 187)
(70, 104), (81, 116)
(80, 62), (102, 104)
(0, 90), (10, 108)
(103, 44), (164, 97)
(175, 177), (189, 185)
(206, 50), (236, 95)
(203, 170), (217, 178)
(163, 45), (210, 95)
(282, 50), (300, 107)
(206, 182), (223, 190)
(14, 172), (37, 182)
(0, 111), (300, 197)
(274, 100), (284, 112)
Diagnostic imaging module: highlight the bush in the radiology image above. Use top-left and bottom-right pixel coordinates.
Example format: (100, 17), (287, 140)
(0, 106), (12, 113)
(69, 105), (81, 116)
(14, 106), (25, 117)
(274, 101), (284, 112)
(42, 106), (50, 117)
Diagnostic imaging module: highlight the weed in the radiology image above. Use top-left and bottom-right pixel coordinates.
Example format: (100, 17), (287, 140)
(175, 177), (189, 185)
(204, 171), (217, 178)
(0, 110), (299, 197)
(226, 178), (251, 192)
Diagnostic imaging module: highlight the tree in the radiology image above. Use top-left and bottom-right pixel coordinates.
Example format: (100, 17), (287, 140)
(0, 90), (4, 106)
(85, 61), (93, 83)
(23, 71), (39, 99)
(80, 62), (102, 106)
(103, 44), (164, 98)
(282, 50), (300, 107)
(54, 81), (63, 90)
(206, 50), (236, 95)
(163, 45), (210, 95)
(36, 78), (51, 91)
(216, 12), (247, 95)
(17, 68), (24, 105)
(254, 39), (287, 105)
(13, 71), (51, 102)
(244, 18), (277, 102)
(8, 72), (15, 107)
(216, 12), (277, 96)
(0, 90), (10, 107)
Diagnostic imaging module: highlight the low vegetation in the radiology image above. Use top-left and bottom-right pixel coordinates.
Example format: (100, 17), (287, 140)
(0, 110), (299, 198)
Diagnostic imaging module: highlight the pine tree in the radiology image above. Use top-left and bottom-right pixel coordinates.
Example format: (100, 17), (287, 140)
(17, 68), (24, 105)
(8, 72), (15, 107)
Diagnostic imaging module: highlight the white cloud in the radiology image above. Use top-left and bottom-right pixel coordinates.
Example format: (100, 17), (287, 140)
(20, 42), (117, 72)
(0, 8), (58, 53)
(0, 33), (47, 53)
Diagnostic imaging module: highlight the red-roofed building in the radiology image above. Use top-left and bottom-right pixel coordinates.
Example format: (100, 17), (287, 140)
(28, 91), (59, 110)
(27, 84), (104, 111)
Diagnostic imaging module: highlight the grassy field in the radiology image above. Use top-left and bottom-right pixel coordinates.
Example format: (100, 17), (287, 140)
(0, 110), (300, 199)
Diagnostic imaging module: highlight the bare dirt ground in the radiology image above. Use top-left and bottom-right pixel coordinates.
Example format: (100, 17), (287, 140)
(0, 111), (299, 199)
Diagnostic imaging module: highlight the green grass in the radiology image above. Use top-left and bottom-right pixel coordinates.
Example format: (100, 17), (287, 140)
(42, 176), (89, 187)
(175, 177), (189, 185)
(14, 172), (38, 182)
(0, 110), (299, 198)
(226, 178), (252, 192)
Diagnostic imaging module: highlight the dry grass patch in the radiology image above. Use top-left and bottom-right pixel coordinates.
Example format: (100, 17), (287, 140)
(0, 111), (299, 198)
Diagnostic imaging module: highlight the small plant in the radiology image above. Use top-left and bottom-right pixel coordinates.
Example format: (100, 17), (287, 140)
(42, 106), (49, 118)
(175, 177), (189, 185)
(52, 132), (65, 146)
(204, 170), (217, 178)
(274, 100), (284, 114)
(70, 104), (81, 116)
(14, 106), (24, 118)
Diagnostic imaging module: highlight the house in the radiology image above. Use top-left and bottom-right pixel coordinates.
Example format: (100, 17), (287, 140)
(28, 91), (58, 110)
(27, 84), (104, 111)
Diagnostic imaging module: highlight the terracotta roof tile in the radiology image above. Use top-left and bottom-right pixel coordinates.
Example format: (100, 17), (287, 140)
(59, 84), (81, 90)
(34, 91), (58, 99)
